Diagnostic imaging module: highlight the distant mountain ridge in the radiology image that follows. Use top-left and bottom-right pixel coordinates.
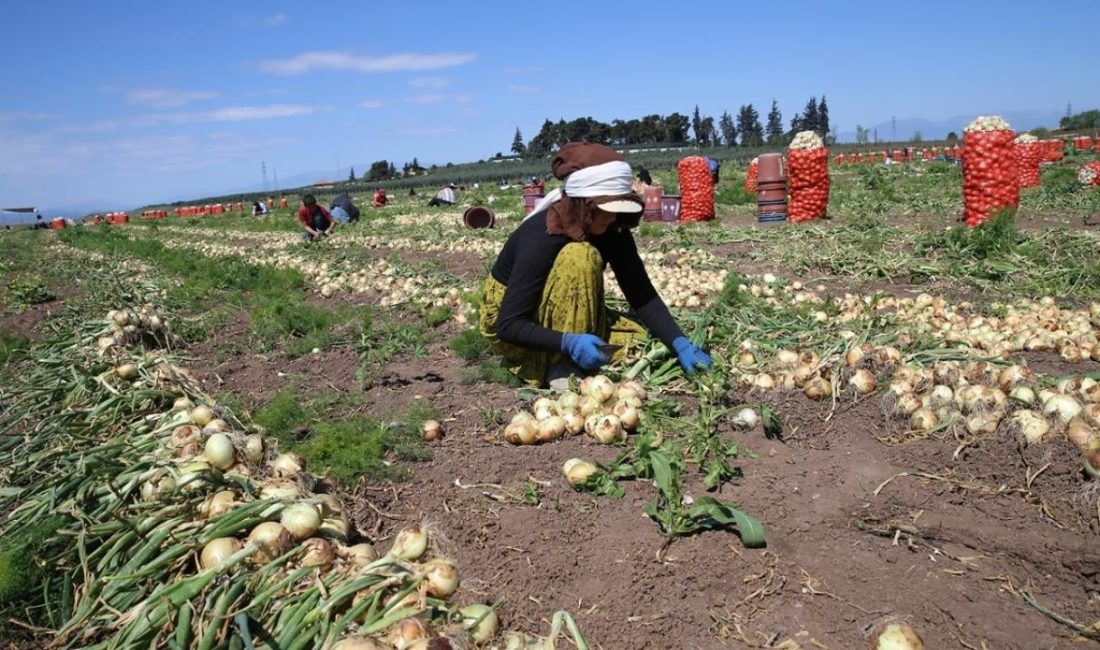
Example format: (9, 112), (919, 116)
(837, 108), (1065, 143)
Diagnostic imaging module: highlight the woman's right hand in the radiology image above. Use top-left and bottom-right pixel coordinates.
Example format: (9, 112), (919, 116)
(561, 333), (609, 370)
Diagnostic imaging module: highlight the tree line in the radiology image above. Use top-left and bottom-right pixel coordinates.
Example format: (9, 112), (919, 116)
(507, 96), (832, 158)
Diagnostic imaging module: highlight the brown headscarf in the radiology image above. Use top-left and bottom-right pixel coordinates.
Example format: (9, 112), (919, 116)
(546, 142), (644, 241)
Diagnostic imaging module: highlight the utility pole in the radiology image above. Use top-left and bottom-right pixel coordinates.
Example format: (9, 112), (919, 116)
(891, 116), (896, 142)
(261, 161), (268, 192)
(273, 169), (278, 193)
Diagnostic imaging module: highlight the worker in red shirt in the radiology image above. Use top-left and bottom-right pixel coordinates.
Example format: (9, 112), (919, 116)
(297, 194), (334, 240)
(372, 188), (388, 207)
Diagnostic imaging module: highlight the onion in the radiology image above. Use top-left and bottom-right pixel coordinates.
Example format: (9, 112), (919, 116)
(803, 376), (832, 400)
(871, 623), (924, 650)
(775, 348), (799, 368)
(200, 537), (242, 570)
(731, 407), (759, 429)
(272, 452), (304, 478)
(532, 397), (559, 420)
(846, 344), (868, 367)
(422, 557), (460, 598)
(503, 421), (536, 446)
(140, 473), (176, 501)
(390, 527), (428, 560)
(965, 413), (1001, 436)
(460, 604), (499, 643)
(848, 369), (877, 394)
(561, 411), (586, 435)
(203, 433), (236, 470)
(281, 503), (322, 540)
(1009, 385), (1036, 405)
(115, 364), (139, 381)
(247, 522), (293, 564)
(342, 543), (378, 566)
(616, 405), (641, 430)
(169, 424), (202, 448)
(616, 381), (646, 402)
(190, 404), (215, 427)
(753, 373), (775, 390)
(997, 365), (1032, 392)
(1066, 417), (1093, 450)
(177, 460), (210, 491)
(535, 416), (566, 443)
(927, 385), (954, 407)
(557, 391), (580, 411)
(387, 618), (428, 649)
(244, 434), (265, 463)
(201, 490), (237, 518)
(510, 411), (535, 426)
(584, 375), (615, 403)
(259, 479), (301, 501)
(300, 537), (335, 569)
(589, 414), (624, 444)
(1084, 404), (1100, 428)
(319, 513), (350, 542)
(563, 458), (598, 486)
(202, 419), (229, 435)
(910, 408), (938, 432)
(578, 396), (603, 418)
(332, 637), (385, 650)
(1010, 410), (1050, 446)
(1085, 436), (1100, 479)
(422, 420), (444, 442)
(1043, 394), (1082, 426)
(173, 396), (195, 411)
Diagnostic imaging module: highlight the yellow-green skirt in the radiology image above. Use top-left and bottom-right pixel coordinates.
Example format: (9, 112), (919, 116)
(479, 242), (646, 386)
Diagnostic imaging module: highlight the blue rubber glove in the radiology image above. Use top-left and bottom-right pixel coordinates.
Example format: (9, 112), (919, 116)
(672, 336), (712, 374)
(560, 333), (610, 371)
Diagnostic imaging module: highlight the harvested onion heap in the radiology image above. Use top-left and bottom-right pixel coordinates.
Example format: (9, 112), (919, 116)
(963, 115), (1012, 132)
(606, 247), (728, 309)
(0, 304), (556, 648)
(730, 334), (1100, 477)
(789, 130), (825, 150)
(503, 375), (647, 446)
(1014, 133), (1038, 144)
(1079, 162), (1100, 187)
(97, 306), (173, 353)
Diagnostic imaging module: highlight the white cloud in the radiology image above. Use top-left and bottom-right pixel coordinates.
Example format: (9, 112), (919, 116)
(0, 111), (53, 123)
(125, 88), (219, 108)
(260, 51), (476, 75)
(401, 126), (464, 136)
(261, 13), (287, 28)
(133, 104), (315, 126)
(408, 76), (450, 89)
(503, 65), (544, 75)
(506, 84), (541, 94)
(359, 100), (384, 109)
(405, 93), (474, 105)
(55, 119), (121, 134)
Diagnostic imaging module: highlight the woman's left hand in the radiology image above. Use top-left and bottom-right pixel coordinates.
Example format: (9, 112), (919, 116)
(672, 337), (712, 374)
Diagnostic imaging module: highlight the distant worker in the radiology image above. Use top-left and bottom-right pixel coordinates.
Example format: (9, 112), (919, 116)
(428, 183), (457, 207)
(252, 200), (269, 216)
(409, 187), (417, 197)
(329, 192), (360, 224)
(707, 158), (720, 185)
(298, 194), (334, 241)
(372, 188), (389, 208)
(636, 165), (653, 186)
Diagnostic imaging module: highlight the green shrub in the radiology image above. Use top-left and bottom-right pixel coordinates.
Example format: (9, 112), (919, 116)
(449, 328), (489, 361)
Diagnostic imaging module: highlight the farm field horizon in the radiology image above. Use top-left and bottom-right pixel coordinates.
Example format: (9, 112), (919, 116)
(2, 147), (1100, 649)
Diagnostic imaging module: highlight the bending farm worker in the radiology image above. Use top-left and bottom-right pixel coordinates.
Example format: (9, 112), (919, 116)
(479, 142), (712, 388)
(329, 192), (360, 223)
(297, 193), (334, 240)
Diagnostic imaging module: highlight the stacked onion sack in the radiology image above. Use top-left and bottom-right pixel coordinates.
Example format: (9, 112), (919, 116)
(1042, 139), (1065, 163)
(503, 375), (647, 446)
(787, 130), (830, 223)
(744, 157), (759, 192)
(1074, 136), (1093, 152)
(677, 156), (715, 221)
(1013, 133), (1042, 188)
(1078, 161), (1100, 187)
(962, 116), (1019, 228)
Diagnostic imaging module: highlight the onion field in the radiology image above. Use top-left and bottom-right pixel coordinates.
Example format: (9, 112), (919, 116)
(2, 152), (1100, 649)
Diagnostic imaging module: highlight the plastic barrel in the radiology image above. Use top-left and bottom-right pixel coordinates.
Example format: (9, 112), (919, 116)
(463, 206), (495, 229)
(522, 194), (542, 214)
(643, 186), (663, 221)
(756, 153), (788, 223)
(660, 195), (681, 221)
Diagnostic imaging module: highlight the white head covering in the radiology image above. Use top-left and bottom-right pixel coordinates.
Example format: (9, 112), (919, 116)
(525, 160), (635, 221)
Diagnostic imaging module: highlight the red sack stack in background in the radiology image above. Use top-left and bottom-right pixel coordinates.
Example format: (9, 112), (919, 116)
(1078, 162), (1100, 187)
(962, 116), (1019, 228)
(744, 158), (758, 192)
(1042, 139), (1065, 162)
(787, 131), (830, 223)
(677, 156), (714, 221)
(1013, 133), (1042, 188)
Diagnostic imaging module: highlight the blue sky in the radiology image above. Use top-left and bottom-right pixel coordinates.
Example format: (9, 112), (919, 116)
(1, 0), (1096, 214)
